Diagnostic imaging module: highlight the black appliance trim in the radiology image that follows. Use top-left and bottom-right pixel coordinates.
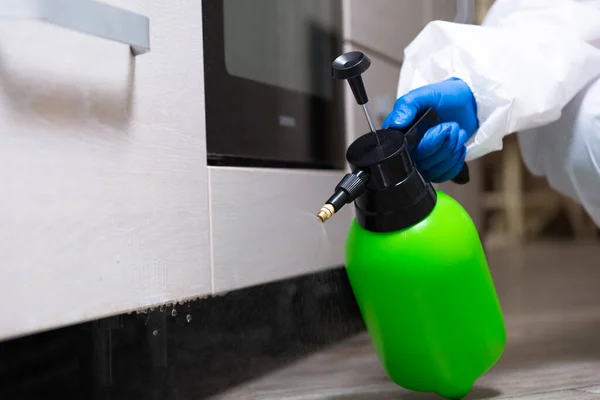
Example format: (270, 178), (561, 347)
(207, 153), (340, 170)
(202, 0), (346, 170)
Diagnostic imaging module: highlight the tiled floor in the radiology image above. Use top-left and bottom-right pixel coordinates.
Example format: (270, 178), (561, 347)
(210, 241), (600, 399)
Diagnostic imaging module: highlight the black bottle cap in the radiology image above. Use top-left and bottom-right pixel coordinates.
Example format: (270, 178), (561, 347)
(346, 129), (436, 233)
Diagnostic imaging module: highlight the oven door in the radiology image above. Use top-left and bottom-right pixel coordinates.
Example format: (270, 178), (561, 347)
(202, 0), (345, 170)
(202, 0), (352, 293)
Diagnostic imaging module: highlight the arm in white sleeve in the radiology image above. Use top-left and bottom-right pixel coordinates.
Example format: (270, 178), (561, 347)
(397, 0), (600, 161)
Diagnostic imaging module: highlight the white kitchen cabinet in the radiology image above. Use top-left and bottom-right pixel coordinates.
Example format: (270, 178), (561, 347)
(0, 0), (480, 343)
(209, 167), (352, 293)
(342, 0), (457, 62)
(0, 0), (211, 341)
(207, 3), (354, 293)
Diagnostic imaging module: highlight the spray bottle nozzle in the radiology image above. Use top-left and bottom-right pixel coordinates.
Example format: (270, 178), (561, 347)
(318, 50), (376, 224)
(316, 169), (369, 222)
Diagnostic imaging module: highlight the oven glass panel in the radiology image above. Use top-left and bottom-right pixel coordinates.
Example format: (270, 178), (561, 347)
(223, 0), (335, 101)
(203, 0), (345, 170)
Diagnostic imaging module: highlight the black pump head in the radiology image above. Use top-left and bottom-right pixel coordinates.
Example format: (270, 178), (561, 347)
(317, 107), (469, 232)
(345, 128), (436, 232)
(317, 51), (471, 230)
(332, 51), (371, 105)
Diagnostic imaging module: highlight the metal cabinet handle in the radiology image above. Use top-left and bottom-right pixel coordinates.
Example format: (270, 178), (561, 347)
(0, 0), (150, 55)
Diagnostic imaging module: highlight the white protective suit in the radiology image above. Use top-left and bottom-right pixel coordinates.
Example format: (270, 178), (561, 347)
(397, 0), (600, 226)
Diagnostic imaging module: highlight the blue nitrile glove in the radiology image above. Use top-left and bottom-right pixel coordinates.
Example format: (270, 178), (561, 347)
(382, 77), (478, 183)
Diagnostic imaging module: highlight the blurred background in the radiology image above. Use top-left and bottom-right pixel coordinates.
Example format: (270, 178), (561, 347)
(472, 1), (599, 250)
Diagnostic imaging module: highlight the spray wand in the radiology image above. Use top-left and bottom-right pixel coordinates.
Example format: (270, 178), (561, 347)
(316, 51), (375, 223)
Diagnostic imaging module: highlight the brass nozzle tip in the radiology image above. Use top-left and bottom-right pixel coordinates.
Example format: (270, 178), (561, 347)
(316, 204), (335, 223)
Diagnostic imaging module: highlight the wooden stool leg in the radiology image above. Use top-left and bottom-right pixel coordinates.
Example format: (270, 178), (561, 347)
(503, 137), (525, 243)
(563, 197), (597, 239)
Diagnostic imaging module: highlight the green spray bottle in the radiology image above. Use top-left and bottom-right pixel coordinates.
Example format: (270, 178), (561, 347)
(317, 51), (506, 400)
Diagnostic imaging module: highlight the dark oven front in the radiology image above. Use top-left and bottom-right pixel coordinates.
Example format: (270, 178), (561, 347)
(202, 0), (346, 170)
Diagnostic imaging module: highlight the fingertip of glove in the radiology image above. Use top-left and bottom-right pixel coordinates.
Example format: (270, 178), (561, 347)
(458, 128), (469, 146)
(387, 102), (417, 128)
(382, 114), (391, 129)
(444, 121), (461, 131)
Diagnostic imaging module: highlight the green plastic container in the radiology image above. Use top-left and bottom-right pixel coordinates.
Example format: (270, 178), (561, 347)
(345, 190), (505, 399)
(318, 109), (506, 399)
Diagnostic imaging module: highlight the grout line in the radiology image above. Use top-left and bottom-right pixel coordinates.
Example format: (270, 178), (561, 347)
(207, 167), (215, 294)
(575, 385), (600, 394)
(491, 387), (596, 399)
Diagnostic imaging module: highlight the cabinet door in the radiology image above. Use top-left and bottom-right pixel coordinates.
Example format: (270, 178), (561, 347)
(209, 167), (352, 293)
(342, 0), (457, 62)
(0, 1), (211, 341)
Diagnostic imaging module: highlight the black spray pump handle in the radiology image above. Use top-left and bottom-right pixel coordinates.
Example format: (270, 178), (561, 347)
(332, 51), (371, 105)
(403, 108), (470, 185)
(317, 53), (469, 224)
(332, 51), (469, 185)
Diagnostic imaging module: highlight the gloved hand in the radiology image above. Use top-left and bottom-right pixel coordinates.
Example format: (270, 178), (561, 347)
(382, 77), (478, 183)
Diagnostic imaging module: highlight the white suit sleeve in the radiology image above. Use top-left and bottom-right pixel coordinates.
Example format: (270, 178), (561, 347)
(396, 0), (600, 161)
